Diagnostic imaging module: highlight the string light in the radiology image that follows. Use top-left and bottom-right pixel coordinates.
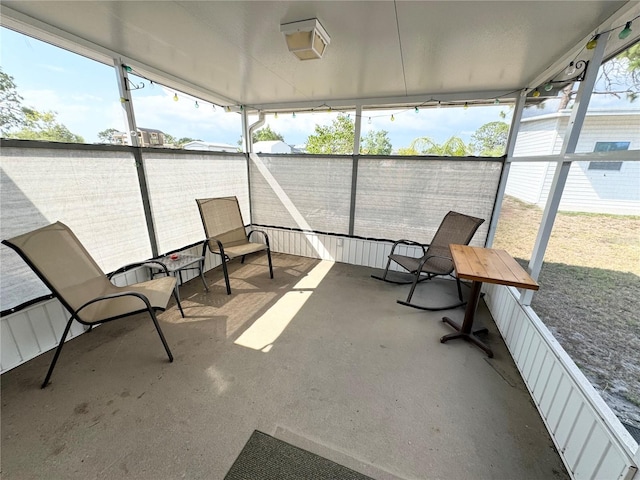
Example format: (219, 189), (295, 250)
(292, 112), (296, 118)
(122, 64), (133, 73)
(195, 101), (199, 108)
(494, 98), (500, 105)
(586, 34), (599, 50)
(368, 117), (372, 124)
(414, 106), (419, 113)
(463, 102), (468, 109)
(173, 93), (179, 102)
(544, 83), (554, 92)
(565, 61), (577, 76)
(619, 21), (633, 40)
(532, 89), (541, 98)
(274, 112), (278, 119)
(390, 114), (395, 121)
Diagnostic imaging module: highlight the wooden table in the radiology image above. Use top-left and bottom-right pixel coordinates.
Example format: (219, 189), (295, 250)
(441, 245), (539, 358)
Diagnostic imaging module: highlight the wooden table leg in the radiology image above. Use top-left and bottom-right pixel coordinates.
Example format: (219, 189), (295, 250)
(441, 281), (493, 358)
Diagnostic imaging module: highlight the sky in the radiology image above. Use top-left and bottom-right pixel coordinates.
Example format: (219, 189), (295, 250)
(1, 27), (637, 149)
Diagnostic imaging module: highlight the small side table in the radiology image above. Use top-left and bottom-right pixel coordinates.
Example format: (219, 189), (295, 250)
(441, 245), (539, 357)
(144, 254), (209, 303)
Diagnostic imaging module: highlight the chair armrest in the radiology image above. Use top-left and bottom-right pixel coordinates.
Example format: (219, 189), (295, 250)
(417, 252), (453, 271)
(202, 236), (227, 258)
(108, 261), (170, 280)
(247, 229), (270, 247)
(389, 239), (428, 256)
(72, 290), (155, 324)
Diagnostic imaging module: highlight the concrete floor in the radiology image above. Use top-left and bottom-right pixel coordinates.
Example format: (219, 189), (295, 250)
(1, 253), (569, 480)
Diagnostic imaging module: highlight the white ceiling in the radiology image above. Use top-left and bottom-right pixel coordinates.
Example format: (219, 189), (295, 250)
(2, 1), (639, 111)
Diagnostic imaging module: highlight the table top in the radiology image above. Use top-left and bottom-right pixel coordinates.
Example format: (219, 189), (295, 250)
(143, 254), (204, 272)
(449, 244), (539, 291)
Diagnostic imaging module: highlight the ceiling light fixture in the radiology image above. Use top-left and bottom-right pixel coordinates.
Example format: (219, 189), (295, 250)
(280, 18), (330, 60)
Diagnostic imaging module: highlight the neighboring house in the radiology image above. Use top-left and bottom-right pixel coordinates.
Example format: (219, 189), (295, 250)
(183, 141), (238, 152)
(507, 109), (640, 215)
(252, 140), (293, 153)
(111, 128), (167, 147)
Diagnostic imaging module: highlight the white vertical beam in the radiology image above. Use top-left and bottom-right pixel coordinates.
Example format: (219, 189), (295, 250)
(114, 59), (139, 147)
(485, 90), (527, 247)
(353, 105), (363, 154)
(522, 33), (609, 305)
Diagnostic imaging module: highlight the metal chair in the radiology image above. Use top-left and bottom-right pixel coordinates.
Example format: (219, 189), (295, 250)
(2, 222), (183, 388)
(196, 196), (273, 295)
(371, 211), (484, 311)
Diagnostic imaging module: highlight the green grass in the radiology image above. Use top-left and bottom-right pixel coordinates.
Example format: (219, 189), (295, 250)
(493, 196), (640, 424)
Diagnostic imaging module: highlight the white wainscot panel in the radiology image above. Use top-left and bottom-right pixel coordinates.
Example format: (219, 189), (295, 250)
(483, 283), (638, 480)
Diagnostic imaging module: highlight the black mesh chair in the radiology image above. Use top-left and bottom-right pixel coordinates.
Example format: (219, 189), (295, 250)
(372, 211), (484, 311)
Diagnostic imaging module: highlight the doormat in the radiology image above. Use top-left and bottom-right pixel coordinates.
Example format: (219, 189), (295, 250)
(224, 430), (375, 480)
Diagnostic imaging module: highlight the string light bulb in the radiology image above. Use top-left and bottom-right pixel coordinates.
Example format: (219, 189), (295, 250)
(565, 61), (577, 76)
(292, 112), (296, 118)
(494, 98), (500, 105)
(586, 34), (599, 50)
(274, 112), (278, 119)
(415, 106), (419, 113)
(619, 21), (632, 40)
(544, 83), (554, 92)
(390, 114), (395, 121)
(173, 93), (179, 102)
(532, 89), (541, 98)
(437, 101), (441, 108)
(463, 102), (469, 109)
(122, 64), (132, 73)
(195, 101), (199, 109)
(368, 117), (372, 124)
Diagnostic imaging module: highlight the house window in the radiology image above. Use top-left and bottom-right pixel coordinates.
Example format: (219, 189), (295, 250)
(588, 142), (629, 171)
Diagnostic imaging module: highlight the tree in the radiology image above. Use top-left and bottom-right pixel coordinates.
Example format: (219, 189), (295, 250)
(469, 121), (509, 156)
(1, 69), (84, 143)
(306, 114), (355, 154)
(0, 69), (29, 134)
(360, 129), (393, 155)
(8, 110), (84, 143)
(253, 125), (284, 143)
(97, 128), (122, 143)
(406, 135), (470, 156)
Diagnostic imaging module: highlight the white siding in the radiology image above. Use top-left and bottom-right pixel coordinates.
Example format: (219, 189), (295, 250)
(510, 112), (640, 215)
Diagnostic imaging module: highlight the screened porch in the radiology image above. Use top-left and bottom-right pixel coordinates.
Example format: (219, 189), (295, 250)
(1, 2), (640, 479)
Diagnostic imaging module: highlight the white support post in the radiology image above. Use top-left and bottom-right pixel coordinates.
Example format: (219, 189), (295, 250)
(522, 32), (609, 305)
(242, 107), (251, 153)
(353, 105), (362, 155)
(485, 90), (527, 247)
(114, 59), (139, 147)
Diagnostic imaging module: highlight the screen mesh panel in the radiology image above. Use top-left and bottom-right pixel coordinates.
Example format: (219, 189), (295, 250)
(354, 158), (503, 245)
(143, 152), (249, 254)
(1, 147), (150, 310)
(250, 155), (352, 234)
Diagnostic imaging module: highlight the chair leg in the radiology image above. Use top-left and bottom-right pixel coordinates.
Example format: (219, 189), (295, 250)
(42, 318), (74, 388)
(148, 310), (173, 362)
(370, 257), (393, 281)
(266, 249), (274, 279)
(199, 258), (209, 292)
(173, 288), (185, 318)
(405, 272), (421, 303)
(221, 258), (232, 295)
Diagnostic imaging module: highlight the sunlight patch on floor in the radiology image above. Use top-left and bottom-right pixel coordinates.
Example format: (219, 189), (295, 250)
(234, 260), (334, 351)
